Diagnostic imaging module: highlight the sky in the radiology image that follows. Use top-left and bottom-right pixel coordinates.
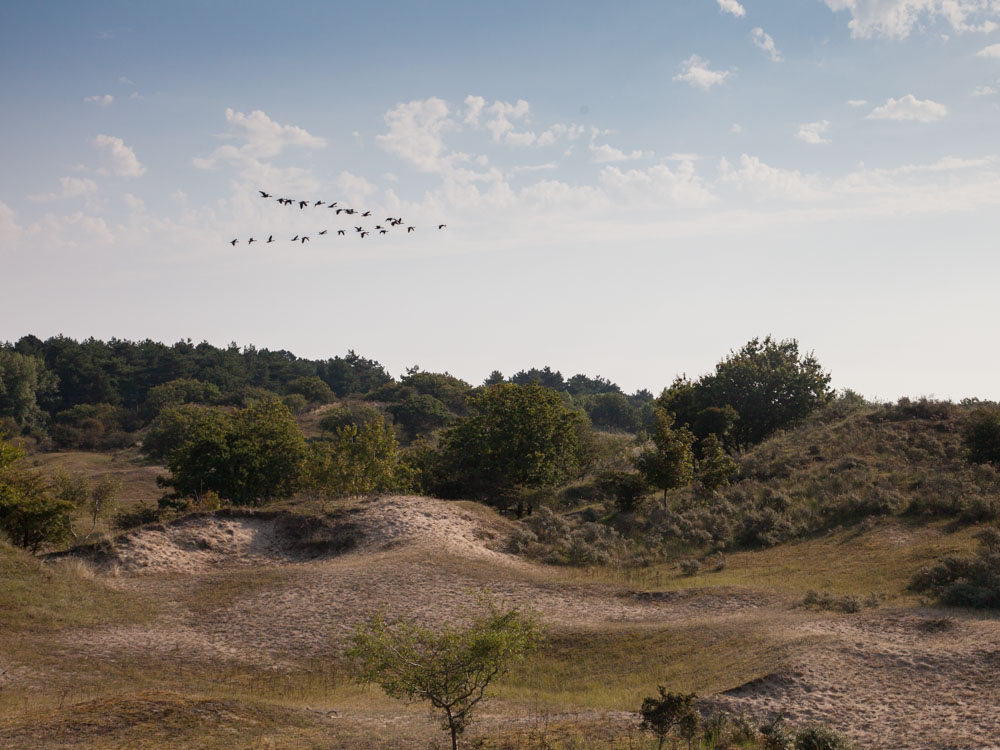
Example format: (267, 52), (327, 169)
(2, 0), (1000, 400)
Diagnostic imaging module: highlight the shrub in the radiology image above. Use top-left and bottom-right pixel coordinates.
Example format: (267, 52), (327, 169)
(795, 724), (852, 750)
(963, 406), (1000, 466)
(639, 687), (699, 750)
(679, 558), (702, 576)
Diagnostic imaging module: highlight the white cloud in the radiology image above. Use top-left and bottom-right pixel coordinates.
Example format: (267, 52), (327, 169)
(192, 107), (326, 186)
(375, 97), (457, 174)
(28, 176), (99, 202)
(822, 0), (1000, 39)
(867, 94), (948, 121)
(119, 76), (134, 85)
(751, 28), (783, 61)
(673, 55), (731, 89)
(716, 0), (746, 17)
(93, 134), (146, 177)
(731, 123), (744, 134)
(463, 95), (486, 126)
(796, 120), (832, 144)
(977, 43), (1000, 57)
(336, 171), (377, 202)
(719, 154), (825, 200)
(84, 94), (114, 106)
(972, 84), (997, 95)
(847, 99), (869, 106)
(589, 140), (654, 163)
(601, 162), (716, 206)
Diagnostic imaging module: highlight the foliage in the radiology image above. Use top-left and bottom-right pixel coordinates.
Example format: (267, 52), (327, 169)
(910, 527), (1000, 608)
(347, 595), (543, 750)
(436, 383), (585, 511)
(306, 416), (408, 499)
(639, 687), (700, 750)
(597, 470), (648, 513)
(318, 403), (386, 433)
(152, 399), (307, 507)
(696, 433), (739, 491)
(388, 393), (454, 440)
(0, 436), (72, 552)
(143, 378), (222, 418)
(286, 375), (334, 404)
(581, 391), (641, 432)
(51, 402), (131, 450)
(0, 349), (58, 430)
(280, 392), (309, 414)
(962, 405), (1000, 466)
(52, 471), (120, 543)
(794, 725), (853, 750)
(634, 409), (695, 506)
(660, 336), (832, 450)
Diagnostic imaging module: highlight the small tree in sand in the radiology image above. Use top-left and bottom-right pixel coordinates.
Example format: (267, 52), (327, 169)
(347, 595), (543, 750)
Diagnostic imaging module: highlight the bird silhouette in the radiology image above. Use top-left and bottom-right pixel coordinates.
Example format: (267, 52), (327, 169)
(248, 237), (256, 244)
(438, 224), (447, 230)
(301, 236), (310, 243)
(314, 200), (325, 207)
(379, 229), (387, 235)
(319, 230), (328, 235)
(291, 235), (299, 241)
(360, 231), (369, 238)
(328, 202), (338, 208)
(337, 230), (345, 236)
(230, 239), (238, 246)
(407, 226), (415, 232)
(355, 226), (363, 232)
(299, 201), (308, 209)
(361, 211), (371, 217)
(259, 191), (271, 198)
(266, 235), (274, 243)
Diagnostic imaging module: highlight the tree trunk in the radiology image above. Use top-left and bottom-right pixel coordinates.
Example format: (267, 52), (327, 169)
(451, 724), (458, 750)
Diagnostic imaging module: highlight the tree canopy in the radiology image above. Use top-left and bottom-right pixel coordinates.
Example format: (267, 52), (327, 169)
(436, 383), (585, 509)
(660, 336), (832, 449)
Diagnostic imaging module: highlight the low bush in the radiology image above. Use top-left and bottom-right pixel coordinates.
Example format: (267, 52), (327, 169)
(910, 527), (1000, 608)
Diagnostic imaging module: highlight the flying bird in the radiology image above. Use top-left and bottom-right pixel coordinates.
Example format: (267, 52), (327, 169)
(438, 224), (447, 230)
(379, 229), (387, 235)
(230, 239), (238, 246)
(248, 237), (256, 244)
(258, 191), (271, 198)
(360, 231), (369, 238)
(328, 202), (338, 208)
(337, 230), (345, 236)
(314, 200), (325, 207)
(355, 226), (363, 232)
(266, 235), (274, 243)
(301, 236), (310, 243)
(407, 226), (415, 232)
(291, 235), (299, 241)
(361, 211), (371, 217)
(319, 230), (328, 235)
(299, 201), (308, 209)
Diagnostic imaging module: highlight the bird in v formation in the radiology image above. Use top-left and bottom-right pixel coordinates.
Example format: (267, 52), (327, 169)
(230, 189), (446, 246)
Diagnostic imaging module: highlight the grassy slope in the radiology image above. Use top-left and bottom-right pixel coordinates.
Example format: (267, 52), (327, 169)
(3, 403), (996, 748)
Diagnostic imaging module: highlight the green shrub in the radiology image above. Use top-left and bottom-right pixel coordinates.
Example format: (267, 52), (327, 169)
(795, 724), (852, 749)
(963, 406), (1000, 466)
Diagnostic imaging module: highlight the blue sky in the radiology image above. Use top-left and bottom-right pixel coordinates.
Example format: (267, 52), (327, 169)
(2, 0), (1000, 398)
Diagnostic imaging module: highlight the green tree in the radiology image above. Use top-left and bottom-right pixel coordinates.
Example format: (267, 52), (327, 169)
(0, 349), (58, 430)
(634, 408), (694, 508)
(347, 595), (543, 750)
(52, 471), (120, 543)
(963, 406), (1000, 466)
(307, 416), (406, 499)
(437, 383), (584, 513)
(152, 400), (307, 507)
(388, 393), (453, 440)
(286, 375), (335, 404)
(659, 337), (832, 450)
(639, 688), (700, 750)
(695, 433), (739, 491)
(0, 436), (73, 552)
(143, 378), (221, 418)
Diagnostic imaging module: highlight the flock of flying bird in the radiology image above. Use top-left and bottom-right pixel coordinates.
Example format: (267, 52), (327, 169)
(228, 190), (446, 246)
